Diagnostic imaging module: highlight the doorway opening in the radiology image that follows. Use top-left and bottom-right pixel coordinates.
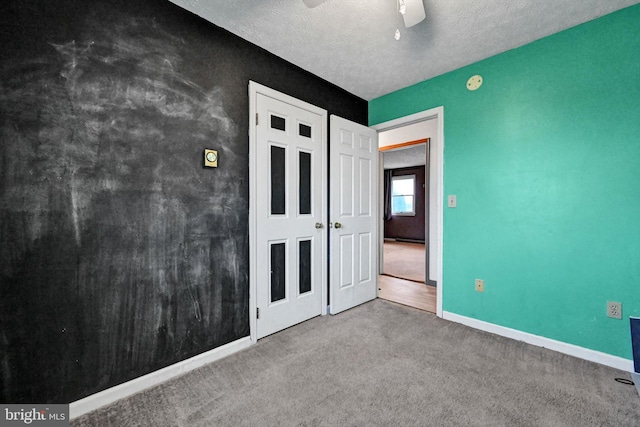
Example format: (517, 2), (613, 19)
(372, 107), (444, 317)
(379, 138), (434, 312)
(378, 139), (434, 313)
(382, 143), (427, 283)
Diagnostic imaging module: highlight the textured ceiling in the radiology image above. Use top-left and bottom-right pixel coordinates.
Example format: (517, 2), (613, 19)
(383, 145), (427, 170)
(169, 0), (640, 100)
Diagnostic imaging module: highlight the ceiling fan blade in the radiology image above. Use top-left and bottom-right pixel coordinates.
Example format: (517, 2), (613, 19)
(402, 0), (426, 28)
(303, 0), (329, 8)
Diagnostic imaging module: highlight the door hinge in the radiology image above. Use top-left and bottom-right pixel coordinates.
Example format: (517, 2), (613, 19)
(257, 307), (260, 319)
(256, 113), (259, 126)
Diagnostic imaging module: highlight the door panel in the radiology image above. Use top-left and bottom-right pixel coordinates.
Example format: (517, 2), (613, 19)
(256, 92), (325, 338)
(298, 238), (313, 294)
(330, 115), (378, 314)
(359, 158), (371, 215)
(340, 154), (354, 216)
(340, 234), (354, 289)
(359, 232), (371, 283)
(269, 240), (287, 303)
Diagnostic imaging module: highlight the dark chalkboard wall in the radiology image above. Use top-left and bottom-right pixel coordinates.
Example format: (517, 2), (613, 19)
(0, 0), (367, 404)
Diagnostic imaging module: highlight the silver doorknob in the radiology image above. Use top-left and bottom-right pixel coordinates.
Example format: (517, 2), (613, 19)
(315, 222), (323, 229)
(334, 222), (342, 229)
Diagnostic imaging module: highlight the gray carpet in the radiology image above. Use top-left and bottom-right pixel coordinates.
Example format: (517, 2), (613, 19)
(73, 300), (640, 426)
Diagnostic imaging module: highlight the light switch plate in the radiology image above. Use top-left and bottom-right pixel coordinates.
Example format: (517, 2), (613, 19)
(448, 195), (457, 208)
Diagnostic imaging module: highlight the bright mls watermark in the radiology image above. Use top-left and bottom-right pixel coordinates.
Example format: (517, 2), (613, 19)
(1, 405), (68, 426)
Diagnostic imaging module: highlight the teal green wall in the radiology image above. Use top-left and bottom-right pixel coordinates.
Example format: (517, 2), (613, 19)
(370, 4), (640, 360)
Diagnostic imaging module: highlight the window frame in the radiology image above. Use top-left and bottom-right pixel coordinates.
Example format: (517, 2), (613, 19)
(391, 174), (416, 216)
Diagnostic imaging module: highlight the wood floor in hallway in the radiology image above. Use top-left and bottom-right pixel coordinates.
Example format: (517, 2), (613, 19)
(378, 275), (436, 313)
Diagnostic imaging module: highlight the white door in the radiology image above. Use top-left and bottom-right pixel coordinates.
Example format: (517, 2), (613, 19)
(329, 115), (378, 314)
(254, 88), (327, 339)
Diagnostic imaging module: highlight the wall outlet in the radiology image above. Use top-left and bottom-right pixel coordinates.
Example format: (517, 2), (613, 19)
(607, 301), (622, 319)
(475, 279), (484, 292)
(448, 195), (457, 208)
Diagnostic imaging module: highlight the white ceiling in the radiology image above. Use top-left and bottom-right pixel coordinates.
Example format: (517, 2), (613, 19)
(169, 0), (640, 100)
(383, 145), (426, 169)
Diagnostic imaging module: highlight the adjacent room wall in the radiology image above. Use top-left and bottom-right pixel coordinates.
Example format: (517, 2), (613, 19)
(370, 4), (640, 360)
(385, 166), (426, 242)
(0, 0), (366, 404)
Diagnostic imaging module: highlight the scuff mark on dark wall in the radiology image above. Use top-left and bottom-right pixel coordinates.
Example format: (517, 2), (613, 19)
(0, 12), (247, 403)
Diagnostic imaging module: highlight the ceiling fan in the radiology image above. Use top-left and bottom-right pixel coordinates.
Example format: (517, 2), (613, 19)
(302, 0), (329, 7)
(303, 0), (426, 29)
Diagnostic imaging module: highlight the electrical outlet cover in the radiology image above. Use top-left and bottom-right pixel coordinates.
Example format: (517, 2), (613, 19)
(607, 301), (622, 319)
(475, 279), (484, 292)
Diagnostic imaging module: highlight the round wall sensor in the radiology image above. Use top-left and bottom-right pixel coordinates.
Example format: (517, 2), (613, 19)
(466, 75), (483, 91)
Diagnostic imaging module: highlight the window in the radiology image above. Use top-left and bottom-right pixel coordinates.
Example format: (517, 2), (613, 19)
(391, 175), (415, 216)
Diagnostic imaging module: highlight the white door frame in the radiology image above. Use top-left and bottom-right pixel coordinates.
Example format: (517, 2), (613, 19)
(372, 106), (444, 318)
(248, 81), (328, 344)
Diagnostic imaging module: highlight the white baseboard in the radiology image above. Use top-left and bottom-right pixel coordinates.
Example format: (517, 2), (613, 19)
(70, 336), (251, 419)
(442, 311), (634, 372)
